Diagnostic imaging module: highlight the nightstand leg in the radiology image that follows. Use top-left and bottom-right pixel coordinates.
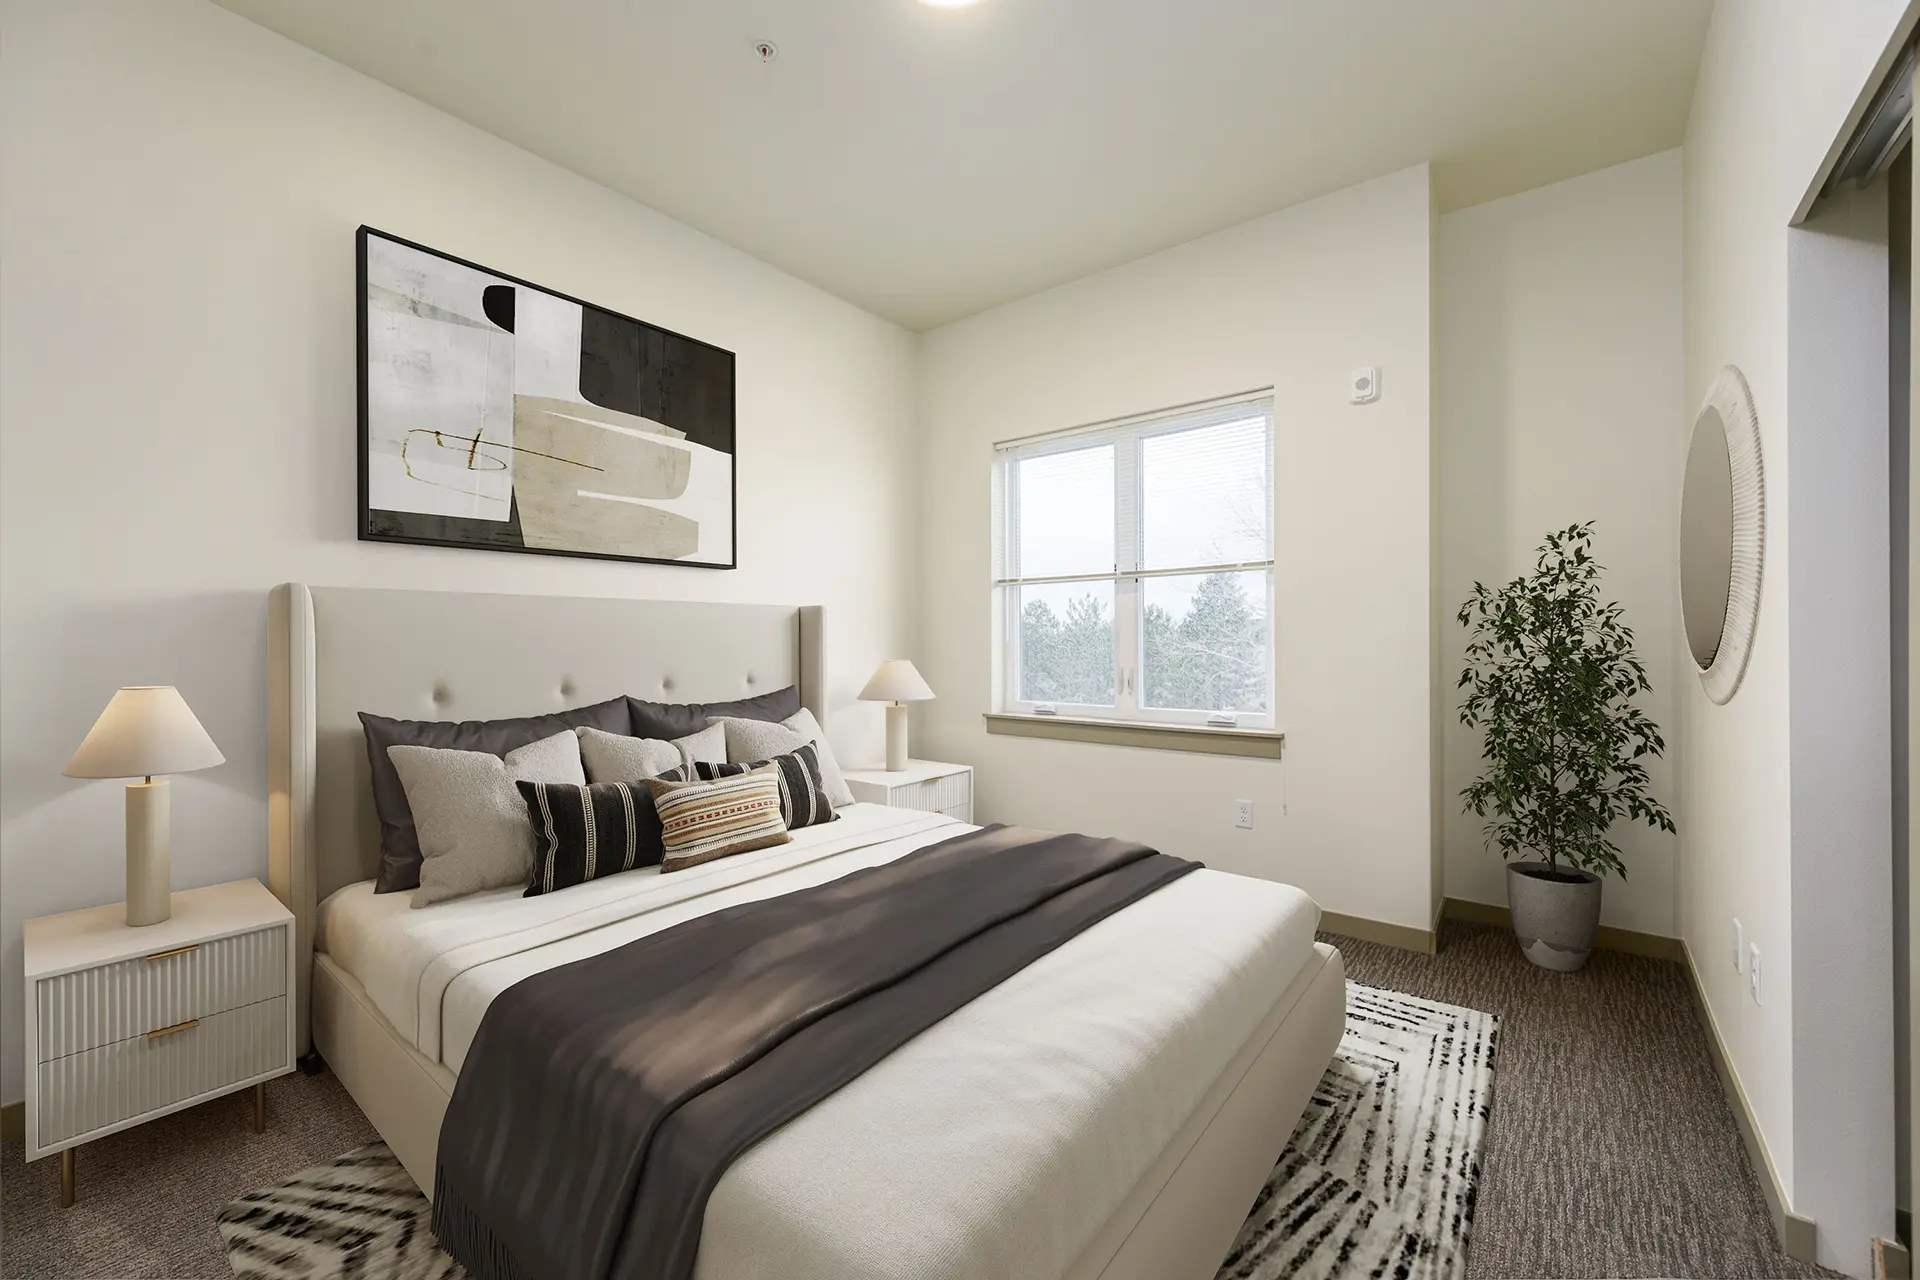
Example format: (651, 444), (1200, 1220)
(59, 1148), (74, 1208)
(251, 1082), (265, 1133)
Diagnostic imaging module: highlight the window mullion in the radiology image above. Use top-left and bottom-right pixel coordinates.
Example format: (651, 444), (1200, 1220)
(1003, 454), (1021, 582)
(1114, 431), (1141, 715)
(1000, 456), (1018, 704)
(1261, 416), (1276, 726)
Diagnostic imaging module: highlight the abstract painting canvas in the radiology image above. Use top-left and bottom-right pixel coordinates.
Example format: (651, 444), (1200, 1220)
(357, 227), (736, 567)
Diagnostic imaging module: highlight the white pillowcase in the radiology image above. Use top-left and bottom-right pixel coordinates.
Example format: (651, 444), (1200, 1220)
(714, 708), (855, 808)
(576, 724), (725, 783)
(388, 729), (584, 908)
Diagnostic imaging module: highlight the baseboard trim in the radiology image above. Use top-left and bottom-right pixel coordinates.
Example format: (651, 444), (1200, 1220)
(1319, 898), (1688, 962)
(1317, 910), (1436, 955)
(1440, 897), (1685, 961)
(1, 1100), (21, 1143)
(1680, 941), (1819, 1265)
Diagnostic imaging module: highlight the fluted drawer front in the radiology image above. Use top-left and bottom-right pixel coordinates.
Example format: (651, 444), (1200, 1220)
(36, 997), (288, 1149)
(891, 772), (971, 815)
(35, 925), (288, 1061)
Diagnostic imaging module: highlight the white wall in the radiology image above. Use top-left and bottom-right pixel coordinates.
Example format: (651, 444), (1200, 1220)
(916, 166), (1437, 930)
(0, 0), (918, 1107)
(1681, 0), (1911, 1266)
(1437, 152), (1685, 937)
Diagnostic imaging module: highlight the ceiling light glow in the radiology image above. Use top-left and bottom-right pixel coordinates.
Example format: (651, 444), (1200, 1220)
(918, 0), (983, 8)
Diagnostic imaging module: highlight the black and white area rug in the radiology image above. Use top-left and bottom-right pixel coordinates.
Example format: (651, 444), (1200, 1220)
(1215, 983), (1499, 1280)
(217, 983), (1496, 1280)
(216, 1145), (466, 1280)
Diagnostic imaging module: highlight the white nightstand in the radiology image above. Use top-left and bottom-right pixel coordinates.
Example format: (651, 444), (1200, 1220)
(843, 760), (973, 823)
(23, 878), (296, 1206)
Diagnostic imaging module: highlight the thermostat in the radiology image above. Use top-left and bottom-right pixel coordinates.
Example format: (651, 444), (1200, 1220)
(1349, 367), (1381, 404)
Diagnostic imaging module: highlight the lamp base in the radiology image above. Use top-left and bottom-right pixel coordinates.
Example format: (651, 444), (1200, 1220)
(885, 703), (910, 772)
(125, 780), (171, 927)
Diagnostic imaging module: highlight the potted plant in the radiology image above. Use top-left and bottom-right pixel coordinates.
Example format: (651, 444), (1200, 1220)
(1456, 522), (1675, 971)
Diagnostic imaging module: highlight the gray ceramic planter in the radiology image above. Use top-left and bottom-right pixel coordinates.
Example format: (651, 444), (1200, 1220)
(1507, 862), (1602, 972)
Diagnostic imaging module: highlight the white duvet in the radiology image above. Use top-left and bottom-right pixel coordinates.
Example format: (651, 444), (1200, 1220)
(318, 803), (1320, 1280)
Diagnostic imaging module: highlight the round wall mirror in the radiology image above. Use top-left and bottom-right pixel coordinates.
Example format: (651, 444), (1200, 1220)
(1680, 406), (1733, 667)
(1681, 367), (1765, 704)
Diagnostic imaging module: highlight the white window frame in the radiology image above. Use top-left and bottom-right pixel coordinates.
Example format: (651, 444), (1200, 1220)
(992, 391), (1276, 730)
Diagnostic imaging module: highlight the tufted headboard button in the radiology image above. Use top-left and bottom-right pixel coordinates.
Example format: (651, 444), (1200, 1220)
(431, 682), (452, 708)
(559, 678), (578, 701)
(745, 672), (757, 686)
(660, 676), (676, 694)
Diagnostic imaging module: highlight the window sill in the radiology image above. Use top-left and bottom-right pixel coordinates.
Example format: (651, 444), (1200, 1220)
(982, 713), (1284, 759)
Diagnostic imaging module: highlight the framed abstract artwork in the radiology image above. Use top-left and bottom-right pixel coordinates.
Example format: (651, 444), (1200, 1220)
(357, 227), (737, 568)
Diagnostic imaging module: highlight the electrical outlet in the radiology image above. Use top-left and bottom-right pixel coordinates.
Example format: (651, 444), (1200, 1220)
(1749, 944), (1762, 1004)
(1234, 799), (1254, 830)
(1733, 919), (1744, 972)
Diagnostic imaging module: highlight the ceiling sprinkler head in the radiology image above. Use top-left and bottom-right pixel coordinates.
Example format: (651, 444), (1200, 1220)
(752, 40), (778, 62)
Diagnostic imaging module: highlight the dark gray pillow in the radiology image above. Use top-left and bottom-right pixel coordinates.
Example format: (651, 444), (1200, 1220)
(360, 696), (631, 894)
(625, 685), (801, 740)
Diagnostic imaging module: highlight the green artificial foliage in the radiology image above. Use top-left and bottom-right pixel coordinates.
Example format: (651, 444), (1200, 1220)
(1457, 522), (1675, 879)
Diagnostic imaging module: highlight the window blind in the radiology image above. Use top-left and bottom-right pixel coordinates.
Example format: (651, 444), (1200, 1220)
(993, 392), (1274, 587)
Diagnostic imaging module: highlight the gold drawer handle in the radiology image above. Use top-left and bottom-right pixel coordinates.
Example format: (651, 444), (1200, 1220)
(144, 944), (200, 962)
(146, 1018), (200, 1041)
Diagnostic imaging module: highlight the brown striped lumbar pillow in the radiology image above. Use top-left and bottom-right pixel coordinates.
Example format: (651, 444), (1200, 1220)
(648, 764), (790, 872)
(515, 766), (686, 897)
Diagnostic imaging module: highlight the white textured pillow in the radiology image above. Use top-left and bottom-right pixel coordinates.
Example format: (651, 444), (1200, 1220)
(389, 730), (584, 908)
(673, 723), (727, 770)
(715, 709), (855, 808)
(576, 724), (726, 783)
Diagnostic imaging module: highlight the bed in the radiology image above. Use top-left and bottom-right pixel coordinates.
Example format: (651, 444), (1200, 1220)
(266, 583), (1346, 1280)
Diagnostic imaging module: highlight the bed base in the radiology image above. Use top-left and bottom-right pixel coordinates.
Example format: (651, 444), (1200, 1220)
(312, 941), (1345, 1280)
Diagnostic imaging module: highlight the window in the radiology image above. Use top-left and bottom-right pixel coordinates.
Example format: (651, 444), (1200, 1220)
(993, 393), (1274, 729)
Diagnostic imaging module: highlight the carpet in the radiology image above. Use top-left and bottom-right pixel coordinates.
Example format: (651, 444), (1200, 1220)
(216, 982), (1495, 1280)
(1326, 922), (1833, 1279)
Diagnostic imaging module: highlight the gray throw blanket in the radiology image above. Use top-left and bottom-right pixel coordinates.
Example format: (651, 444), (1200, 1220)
(432, 823), (1199, 1280)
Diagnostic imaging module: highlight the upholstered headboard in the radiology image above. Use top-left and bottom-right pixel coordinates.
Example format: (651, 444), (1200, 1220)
(266, 583), (825, 1054)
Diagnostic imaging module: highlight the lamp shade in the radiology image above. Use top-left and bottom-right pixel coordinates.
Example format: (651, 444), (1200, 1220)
(64, 686), (225, 779)
(859, 660), (936, 703)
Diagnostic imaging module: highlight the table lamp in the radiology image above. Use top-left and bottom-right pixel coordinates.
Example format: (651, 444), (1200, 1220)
(64, 686), (224, 926)
(859, 660), (936, 772)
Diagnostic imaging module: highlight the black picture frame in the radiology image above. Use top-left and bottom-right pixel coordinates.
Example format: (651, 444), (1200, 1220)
(356, 225), (738, 569)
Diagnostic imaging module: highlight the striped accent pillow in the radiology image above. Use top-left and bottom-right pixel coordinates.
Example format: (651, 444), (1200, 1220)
(648, 765), (791, 873)
(694, 742), (836, 832)
(515, 766), (686, 896)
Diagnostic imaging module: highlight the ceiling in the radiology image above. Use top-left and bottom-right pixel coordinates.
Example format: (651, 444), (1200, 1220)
(214, 0), (1714, 330)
